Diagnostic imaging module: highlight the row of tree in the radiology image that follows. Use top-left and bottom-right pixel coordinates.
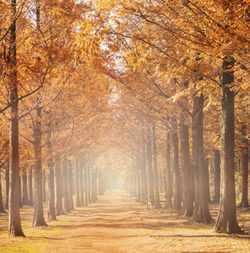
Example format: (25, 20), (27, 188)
(0, 0), (248, 237)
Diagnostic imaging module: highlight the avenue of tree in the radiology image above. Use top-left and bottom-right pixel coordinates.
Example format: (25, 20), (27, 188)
(0, 0), (249, 237)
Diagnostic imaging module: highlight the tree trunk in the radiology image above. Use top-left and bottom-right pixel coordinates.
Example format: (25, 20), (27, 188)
(87, 162), (91, 204)
(213, 150), (220, 204)
(204, 158), (211, 203)
(55, 161), (63, 215)
(165, 132), (173, 209)
(33, 107), (47, 227)
(239, 124), (249, 207)
(0, 172), (6, 213)
(5, 167), (9, 209)
(84, 158), (88, 206)
(179, 123), (194, 216)
(79, 155), (84, 206)
(141, 138), (147, 204)
(171, 118), (181, 211)
(152, 121), (161, 208)
(21, 168), (29, 205)
(18, 175), (22, 208)
(8, 0), (25, 237)
(92, 168), (97, 203)
(47, 123), (56, 221)
(28, 169), (33, 206)
(215, 57), (241, 233)
(68, 160), (74, 211)
(192, 94), (212, 224)
(140, 122), (147, 204)
(75, 155), (81, 207)
(146, 121), (154, 207)
(63, 159), (70, 213)
(42, 170), (46, 203)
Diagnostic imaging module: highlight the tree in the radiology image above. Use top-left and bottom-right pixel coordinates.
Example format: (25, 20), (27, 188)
(8, 0), (25, 237)
(214, 57), (241, 234)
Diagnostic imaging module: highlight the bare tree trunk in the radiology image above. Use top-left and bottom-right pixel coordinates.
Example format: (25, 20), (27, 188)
(146, 121), (154, 207)
(75, 155), (81, 207)
(8, 0), (24, 237)
(171, 118), (181, 211)
(33, 107), (47, 227)
(47, 123), (56, 221)
(63, 159), (70, 213)
(179, 123), (194, 216)
(213, 150), (220, 204)
(42, 170), (46, 203)
(84, 158), (88, 206)
(239, 124), (249, 207)
(18, 175), (22, 208)
(192, 94), (212, 224)
(5, 167), (9, 209)
(166, 132), (173, 209)
(21, 168), (29, 205)
(140, 121), (147, 204)
(87, 162), (91, 204)
(68, 160), (74, 211)
(0, 172), (6, 213)
(28, 169), (33, 206)
(55, 161), (63, 215)
(204, 158), (211, 203)
(215, 57), (241, 233)
(92, 168), (97, 203)
(152, 121), (161, 208)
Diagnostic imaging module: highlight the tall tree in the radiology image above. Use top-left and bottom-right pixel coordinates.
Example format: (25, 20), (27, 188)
(214, 57), (241, 234)
(47, 122), (56, 221)
(8, 0), (25, 237)
(213, 150), (220, 204)
(152, 121), (161, 208)
(192, 94), (212, 224)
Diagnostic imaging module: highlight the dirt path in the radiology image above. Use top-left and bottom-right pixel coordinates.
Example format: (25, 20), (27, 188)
(43, 190), (250, 253)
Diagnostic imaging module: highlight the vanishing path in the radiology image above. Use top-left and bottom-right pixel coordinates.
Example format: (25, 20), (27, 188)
(44, 190), (250, 253)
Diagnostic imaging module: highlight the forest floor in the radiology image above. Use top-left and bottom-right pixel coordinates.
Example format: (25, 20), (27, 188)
(0, 190), (249, 253)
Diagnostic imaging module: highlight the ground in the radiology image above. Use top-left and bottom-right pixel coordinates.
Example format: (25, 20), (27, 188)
(0, 190), (249, 253)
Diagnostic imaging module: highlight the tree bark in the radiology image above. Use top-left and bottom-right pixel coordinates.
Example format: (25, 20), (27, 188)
(140, 121), (147, 204)
(32, 107), (47, 227)
(55, 160), (63, 215)
(42, 170), (46, 203)
(87, 162), (91, 204)
(0, 172), (6, 213)
(192, 94), (212, 224)
(146, 121), (155, 207)
(83, 158), (88, 206)
(92, 168), (97, 203)
(8, 0), (25, 237)
(179, 123), (194, 216)
(18, 175), (22, 208)
(75, 155), (81, 207)
(215, 57), (241, 233)
(28, 169), (33, 206)
(204, 158), (211, 203)
(47, 123), (56, 221)
(63, 159), (70, 213)
(152, 121), (161, 208)
(171, 118), (181, 212)
(213, 150), (220, 204)
(21, 168), (29, 205)
(68, 160), (74, 211)
(5, 167), (9, 209)
(239, 124), (249, 207)
(165, 132), (173, 209)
